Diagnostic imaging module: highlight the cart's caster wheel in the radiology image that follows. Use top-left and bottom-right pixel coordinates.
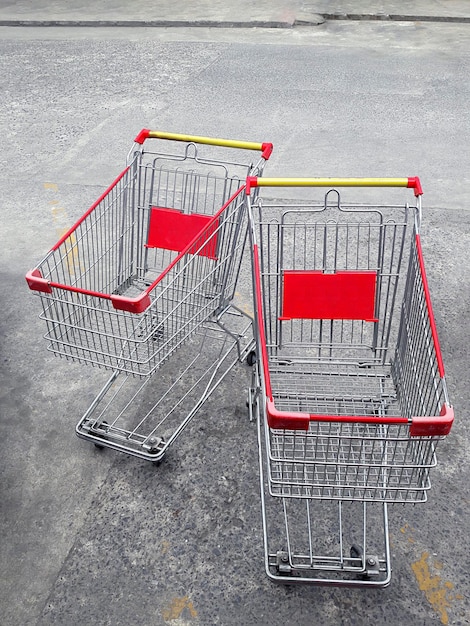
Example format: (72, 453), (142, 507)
(94, 421), (108, 450)
(350, 544), (363, 560)
(275, 550), (292, 575)
(148, 436), (165, 465)
(246, 350), (257, 366)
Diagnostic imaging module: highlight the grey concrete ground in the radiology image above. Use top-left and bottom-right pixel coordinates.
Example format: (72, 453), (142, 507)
(1, 3), (470, 625)
(0, 0), (470, 24)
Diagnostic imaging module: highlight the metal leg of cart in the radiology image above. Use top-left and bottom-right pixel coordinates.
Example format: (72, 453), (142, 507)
(76, 304), (255, 462)
(250, 382), (392, 587)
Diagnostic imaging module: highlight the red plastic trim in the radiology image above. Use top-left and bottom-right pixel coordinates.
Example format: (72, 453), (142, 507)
(266, 400), (310, 430)
(111, 293), (152, 314)
(266, 399), (310, 430)
(141, 186), (245, 296)
(265, 404), (410, 431)
(246, 176), (258, 194)
(415, 234), (445, 377)
(266, 400), (453, 435)
(26, 278), (149, 314)
(252, 242), (273, 401)
(261, 143), (274, 160)
(25, 268), (52, 294)
(407, 176), (423, 196)
(134, 129), (150, 144)
(48, 283), (111, 301)
(410, 404), (454, 437)
(27, 184), (244, 315)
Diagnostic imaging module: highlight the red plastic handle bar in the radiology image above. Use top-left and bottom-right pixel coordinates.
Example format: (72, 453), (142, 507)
(25, 267), (151, 313)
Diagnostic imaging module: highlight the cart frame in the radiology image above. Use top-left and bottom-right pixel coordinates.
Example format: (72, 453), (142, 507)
(26, 130), (271, 460)
(77, 302), (255, 461)
(246, 177), (453, 586)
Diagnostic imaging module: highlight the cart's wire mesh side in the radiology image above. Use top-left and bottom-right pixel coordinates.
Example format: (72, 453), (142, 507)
(31, 143), (258, 376)
(251, 193), (449, 503)
(39, 167), (134, 296)
(267, 422), (436, 502)
(264, 361), (438, 502)
(392, 236), (448, 420)
(36, 183), (248, 376)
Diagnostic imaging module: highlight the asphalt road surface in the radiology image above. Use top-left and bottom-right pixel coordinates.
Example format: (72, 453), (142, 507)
(1, 19), (469, 626)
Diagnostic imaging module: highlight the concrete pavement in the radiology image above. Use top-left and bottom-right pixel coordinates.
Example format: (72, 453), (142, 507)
(1, 4), (470, 626)
(0, 0), (469, 25)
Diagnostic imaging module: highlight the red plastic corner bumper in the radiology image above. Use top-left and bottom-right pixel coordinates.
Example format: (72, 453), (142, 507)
(410, 404), (454, 437)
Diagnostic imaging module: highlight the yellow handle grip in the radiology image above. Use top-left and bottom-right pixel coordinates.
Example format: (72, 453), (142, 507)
(134, 129), (272, 157)
(149, 130), (263, 151)
(254, 177), (408, 187)
(247, 176), (423, 195)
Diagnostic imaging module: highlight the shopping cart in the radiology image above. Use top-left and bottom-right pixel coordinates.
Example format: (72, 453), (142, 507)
(26, 130), (272, 460)
(246, 177), (453, 585)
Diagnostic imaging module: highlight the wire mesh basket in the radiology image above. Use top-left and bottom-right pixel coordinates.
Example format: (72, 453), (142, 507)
(26, 131), (272, 376)
(247, 177), (453, 503)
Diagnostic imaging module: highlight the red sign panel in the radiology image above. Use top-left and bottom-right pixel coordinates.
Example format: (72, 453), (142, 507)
(146, 207), (218, 260)
(281, 270), (378, 322)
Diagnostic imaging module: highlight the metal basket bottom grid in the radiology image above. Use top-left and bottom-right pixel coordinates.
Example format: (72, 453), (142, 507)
(269, 361), (397, 416)
(76, 306), (254, 461)
(266, 363), (437, 502)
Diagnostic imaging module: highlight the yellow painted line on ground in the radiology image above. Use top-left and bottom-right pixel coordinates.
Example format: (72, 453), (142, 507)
(43, 182), (59, 191)
(162, 596), (198, 622)
(234, 291), (254, 317)
(411, 552), (463, 625)
(400, 523), (415, 543)
(55, 228), (80, 276)
(51, 205), (66, 218)
(45, 183), (83, 276)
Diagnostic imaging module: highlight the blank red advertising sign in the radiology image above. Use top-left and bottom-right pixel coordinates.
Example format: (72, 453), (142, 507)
(280, 270), (378, 322)
(146, 207), (219, 259)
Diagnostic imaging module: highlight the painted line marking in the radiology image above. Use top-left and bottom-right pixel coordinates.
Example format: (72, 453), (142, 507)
(411, 552), (459, 625)
(162, 596), (198, 622)
(44, 183), (83, 276)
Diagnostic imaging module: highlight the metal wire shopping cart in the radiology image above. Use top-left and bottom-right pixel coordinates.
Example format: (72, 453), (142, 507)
(26, 130), (272, 461)
(246, 177), (453, 586)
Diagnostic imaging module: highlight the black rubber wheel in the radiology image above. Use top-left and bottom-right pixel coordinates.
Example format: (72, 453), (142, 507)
(246, 350), (257, 366)
(93, 421), (108, 450)
(149, 437), (165, 465)
(350, 544), (363, 559)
